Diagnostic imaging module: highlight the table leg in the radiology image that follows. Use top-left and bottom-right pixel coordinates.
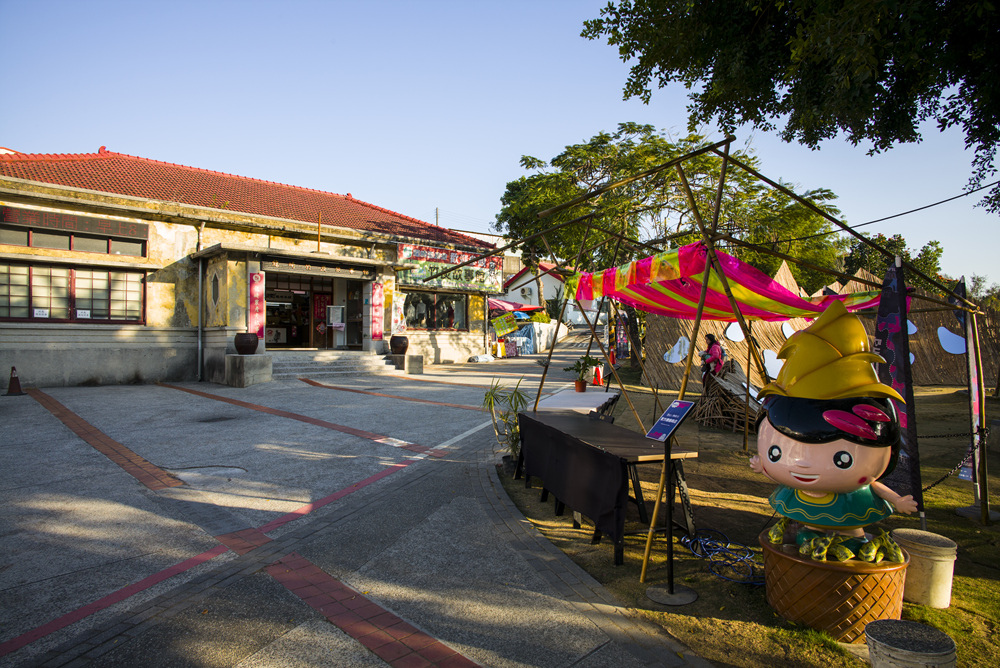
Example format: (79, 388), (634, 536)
(628, 463), (648, 523)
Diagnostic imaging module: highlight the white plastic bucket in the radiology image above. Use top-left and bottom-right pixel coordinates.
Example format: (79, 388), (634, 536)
(891, 529), (958, 609)
(866, 619), (956, 668)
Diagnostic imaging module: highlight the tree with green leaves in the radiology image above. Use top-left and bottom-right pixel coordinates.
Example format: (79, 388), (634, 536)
(843, 232), (943, 288)
(494, 124), (847, 292)
(493, 124), (852, 364)
(583, 1), (1000, 213)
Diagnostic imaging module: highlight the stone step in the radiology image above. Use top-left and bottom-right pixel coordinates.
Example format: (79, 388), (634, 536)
(272, 368), (402, 379)
(267, 350), (403, 379)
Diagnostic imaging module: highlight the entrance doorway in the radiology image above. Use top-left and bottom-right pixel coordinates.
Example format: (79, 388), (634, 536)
(345, 280), (363, 349)
(264, 274), (337, 349)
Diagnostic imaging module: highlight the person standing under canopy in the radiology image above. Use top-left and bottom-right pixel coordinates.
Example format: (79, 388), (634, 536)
(700, 333), (724, 384)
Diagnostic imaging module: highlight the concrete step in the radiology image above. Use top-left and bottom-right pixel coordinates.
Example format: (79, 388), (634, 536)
(267, 350), (403, 379)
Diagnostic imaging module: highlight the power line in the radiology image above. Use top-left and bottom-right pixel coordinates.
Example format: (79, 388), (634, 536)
(780, 178), (1000, 244)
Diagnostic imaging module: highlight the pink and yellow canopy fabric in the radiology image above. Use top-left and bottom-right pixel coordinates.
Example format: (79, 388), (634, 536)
(565, 242), (880, 322)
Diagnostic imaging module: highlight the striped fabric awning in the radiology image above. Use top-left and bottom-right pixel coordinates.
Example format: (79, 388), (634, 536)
(565, 242), (880, 322)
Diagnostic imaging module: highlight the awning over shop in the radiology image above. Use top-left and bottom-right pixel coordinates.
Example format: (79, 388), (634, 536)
(565, 241), (881, 322)
(488, 297), (543, 312)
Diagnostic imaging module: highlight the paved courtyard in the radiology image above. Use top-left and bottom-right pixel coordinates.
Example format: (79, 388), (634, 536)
(0, 342), (710, 668)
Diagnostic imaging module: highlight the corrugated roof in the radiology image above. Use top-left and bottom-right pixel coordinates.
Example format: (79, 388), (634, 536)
(0, 147), (493, 249)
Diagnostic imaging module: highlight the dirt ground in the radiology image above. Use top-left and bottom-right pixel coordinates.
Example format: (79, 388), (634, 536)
(500, 385), (1000, 667)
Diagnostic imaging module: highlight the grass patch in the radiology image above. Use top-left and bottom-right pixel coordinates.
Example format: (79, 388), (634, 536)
(500, 385), (999, 667)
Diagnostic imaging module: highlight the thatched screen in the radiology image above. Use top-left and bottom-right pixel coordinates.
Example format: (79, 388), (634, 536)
(643, 263), (999, 392)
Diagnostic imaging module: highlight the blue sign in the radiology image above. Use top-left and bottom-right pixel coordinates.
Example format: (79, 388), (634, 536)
(646, 400), (696, 443)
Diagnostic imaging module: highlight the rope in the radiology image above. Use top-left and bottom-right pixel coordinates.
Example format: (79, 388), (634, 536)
(679, 529), (765, 585)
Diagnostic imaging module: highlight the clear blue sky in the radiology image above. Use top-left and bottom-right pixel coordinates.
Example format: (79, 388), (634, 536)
(2, 0), (995, 285)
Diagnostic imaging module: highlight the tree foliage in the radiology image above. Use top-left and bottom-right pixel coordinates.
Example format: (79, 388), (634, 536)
(843, 232), (943, 289)
(493, 124), (848, 294)
(583, 1), (1000, 212)
(969, 274), (1000, 310)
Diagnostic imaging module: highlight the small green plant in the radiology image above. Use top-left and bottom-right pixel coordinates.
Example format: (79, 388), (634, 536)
(529, 311), (551, 323)
(563, 355), (603, 381)
(482, 377), (530, 459)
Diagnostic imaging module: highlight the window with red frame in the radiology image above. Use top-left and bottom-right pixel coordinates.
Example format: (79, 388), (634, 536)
(0, 263), (144, 322)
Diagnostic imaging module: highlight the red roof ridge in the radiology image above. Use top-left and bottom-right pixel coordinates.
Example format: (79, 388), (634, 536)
(0, 146), (359, 201)
(0, 146), (495, 250)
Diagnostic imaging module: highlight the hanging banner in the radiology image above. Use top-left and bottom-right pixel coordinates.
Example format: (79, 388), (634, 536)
(872, 262), (923, 511)
(371, 282), (384, 341)
(491, 312), (517, 337)
(397, 243), (502, 291)
(313, 293), (332, 324)
(248, 272), (266, 338)
(392, 290), (406, 334)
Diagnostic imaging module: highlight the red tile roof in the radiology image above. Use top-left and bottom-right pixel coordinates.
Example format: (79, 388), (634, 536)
(504, 261), (569, 288)
(0, 147), (493, 249)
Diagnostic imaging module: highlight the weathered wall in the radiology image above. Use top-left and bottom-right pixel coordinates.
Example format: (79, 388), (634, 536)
(0, 324), (198, 387)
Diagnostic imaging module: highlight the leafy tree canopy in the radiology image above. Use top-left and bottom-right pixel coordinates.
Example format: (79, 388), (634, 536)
(493, 123), (849, 294)
(843, 232), (943, 289)
(583, 1), (1000, 212)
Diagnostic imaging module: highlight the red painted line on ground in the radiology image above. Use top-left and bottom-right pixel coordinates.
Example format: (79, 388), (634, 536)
(0, 544), (229, 658)
(267, 553), (478, 667)
(159, 383), (441, 450)
(215, 527), (273, 554)
(300, 378), (483, 411)
(26, 389), (183, 491)
(2, 391), (424, 659)
(257, 462), (411, 533)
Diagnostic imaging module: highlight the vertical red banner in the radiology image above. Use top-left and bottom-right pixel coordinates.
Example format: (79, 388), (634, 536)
(313, 293), (332, 322)
(248, 272), (265, 338)
(371, 282), (384, 340)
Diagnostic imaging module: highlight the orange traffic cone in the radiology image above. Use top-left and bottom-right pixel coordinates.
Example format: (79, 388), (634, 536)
(6, 366), (26, 396)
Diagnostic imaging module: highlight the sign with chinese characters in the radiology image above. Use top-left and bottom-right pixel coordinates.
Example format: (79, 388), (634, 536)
(313, 293), (331, 322)
(645, 400), (696, 443)
(396, 243), (502, 291)
(1, 205), (148, 239)
(248, 272), (266, 338)
(491, 313), (518, 337)
(371, 282), (384, 340)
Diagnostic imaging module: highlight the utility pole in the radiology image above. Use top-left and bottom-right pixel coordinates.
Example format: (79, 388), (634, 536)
(435, 207), (439, 225)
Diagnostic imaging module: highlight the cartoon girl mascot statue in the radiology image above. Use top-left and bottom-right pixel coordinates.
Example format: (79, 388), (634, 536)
(751, 301), (918, 562)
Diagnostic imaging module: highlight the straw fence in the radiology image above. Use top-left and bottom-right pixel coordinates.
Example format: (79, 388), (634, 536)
(642, 264), (1000, 395)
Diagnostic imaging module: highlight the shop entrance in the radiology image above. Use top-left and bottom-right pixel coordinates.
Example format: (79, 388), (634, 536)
(264, 274), (337, 349)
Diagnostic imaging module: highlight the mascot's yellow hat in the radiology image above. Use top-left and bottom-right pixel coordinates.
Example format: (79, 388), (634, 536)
(759, 301), (904, 402)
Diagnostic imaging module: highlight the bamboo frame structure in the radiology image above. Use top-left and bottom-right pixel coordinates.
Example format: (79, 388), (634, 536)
(419, 136), (992, 587)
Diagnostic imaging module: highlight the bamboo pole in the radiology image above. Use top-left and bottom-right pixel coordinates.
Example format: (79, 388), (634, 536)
(675, 161), (771, 385)
(421, 211), (597, 283)
(971, 312), (992, 525)
(712, 149), (979, 311)
(716, 233), (979, 314)
(639, 146), (733, 584)
(538, 137), (736, 220)
(532, 225), (595, 411)
(640, 259), (713, 583)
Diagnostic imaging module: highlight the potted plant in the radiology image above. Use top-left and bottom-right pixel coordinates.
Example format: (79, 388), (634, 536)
(482, 378), (529, 473)
(564, 355), (602, 392)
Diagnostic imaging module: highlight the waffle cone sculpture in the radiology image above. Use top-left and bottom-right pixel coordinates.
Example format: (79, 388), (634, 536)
(759, 301), (903, 402)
